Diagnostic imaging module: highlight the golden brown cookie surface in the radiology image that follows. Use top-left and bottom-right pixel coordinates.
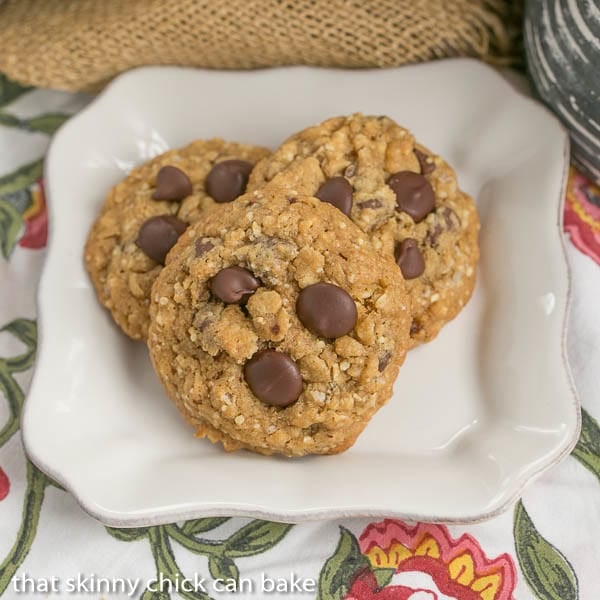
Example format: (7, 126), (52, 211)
(147, 189), (411, 456)
(84, 139), (270, 340)
(248, 114), (479, 346)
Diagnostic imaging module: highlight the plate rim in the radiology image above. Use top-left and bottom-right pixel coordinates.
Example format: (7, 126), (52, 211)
(22, 59), (581, 526)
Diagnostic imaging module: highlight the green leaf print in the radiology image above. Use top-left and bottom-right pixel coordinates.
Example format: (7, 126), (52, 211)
(0, 318), (37, 447)
(0, 318), (47, 594)
(373, 567), (395, 588)
(1, 319), (37, 372)
(19, 113), (69, 134)
(0, 158), (43, 198)
(106, 527), (149, 542)
(0, 360), (25, 447)
(572, 408), (600, 482)
(0, 111), (69, 134)
(514, 500), (578, 600)
(180, 517), (230, 536)
(317, 526), (370, 600)
(165, 524), (222, 555)
(0, 112), (21, 129)
(0, 158), (45, 257)
(140, 590), (170, 600)
(223, 520), (294, 558)
(208, 555), (240, 584)
(0, 74), (30, 107)
(147, 527), (212, 600)
(0, 199), (23, 259)
(106, 518), (294, 599)
(0, 463), (51, 595)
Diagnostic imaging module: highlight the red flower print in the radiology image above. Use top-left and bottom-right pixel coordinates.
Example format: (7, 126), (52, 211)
(564, 167), (600, 265)
(346, 568), (440, 599)
(19, 178), (48, 249)
(347, 519), (516, 600)
(0, 467), (10, 501)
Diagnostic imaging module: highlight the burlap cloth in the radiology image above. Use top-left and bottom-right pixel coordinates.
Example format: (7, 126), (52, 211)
(0, 0), (523, 92)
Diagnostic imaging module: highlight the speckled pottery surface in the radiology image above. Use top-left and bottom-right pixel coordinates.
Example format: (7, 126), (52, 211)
(525, 0), (600, 184)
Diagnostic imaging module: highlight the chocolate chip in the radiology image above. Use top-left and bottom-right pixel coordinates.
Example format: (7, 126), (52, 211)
(206, 160), (253, 203)
(195, 239), (215, 257)
(296, 282), (357, 338)
(410, 320), (422, 335)
(209, 266), (260, 304)
(424, 208), (460, 246)
(152, 166), (193, 201)
(315, 177), (353, 216)
(425, 224), (443, 246)
(244, 350), (303, 407)
(307, 423), (320, 435)
(357, 199), (382, 210)
(378, 352), (391, 372)
(414, 148), (435, 175)
(388, 171), (435, 223)
(344, 164), (357, 178)
(136, 215), (187, 264)
(443, 207), (460, 229)
(395, 238), (425, 280)
(197, 318), (212, 332)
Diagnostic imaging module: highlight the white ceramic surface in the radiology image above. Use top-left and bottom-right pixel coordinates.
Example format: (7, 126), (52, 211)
(23, 60), (579, 527)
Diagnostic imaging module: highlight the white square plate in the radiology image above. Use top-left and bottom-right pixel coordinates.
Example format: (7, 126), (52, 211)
(23, 60), (579, 526)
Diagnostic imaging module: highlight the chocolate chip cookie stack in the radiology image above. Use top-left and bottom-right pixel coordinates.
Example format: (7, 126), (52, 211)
(84, 114), (479, 457)
(85, 139), (270, 340)
(247, 114), (479, 347)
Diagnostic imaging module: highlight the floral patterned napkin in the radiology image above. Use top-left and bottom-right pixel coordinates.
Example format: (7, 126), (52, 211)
(0, 74), (599, 600)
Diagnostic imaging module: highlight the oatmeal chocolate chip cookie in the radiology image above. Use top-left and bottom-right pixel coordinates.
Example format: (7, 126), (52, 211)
(247, 114), (479, 347)
(84, 139), (270, 340)
(247, 114), (421, 232)
(372, 174), (479, 347)
(147, 188), (411, 456)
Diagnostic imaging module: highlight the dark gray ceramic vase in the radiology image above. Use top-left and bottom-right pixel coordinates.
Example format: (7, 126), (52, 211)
(525, 0), (600, 183)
